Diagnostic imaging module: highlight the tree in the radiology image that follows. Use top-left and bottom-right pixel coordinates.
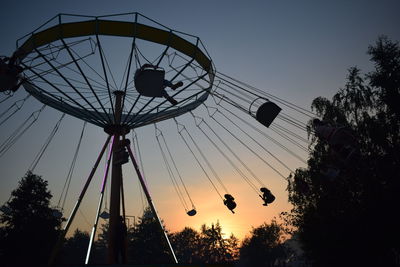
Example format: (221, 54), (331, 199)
(59, 229), (89, 265)
(171, 227), (203, 263)
(226, 233), (240, 262)
(287, 36), (400, 266)
(91, 222), (108, 264)
(197, 221), (239, 263)
(239, 221), (286, 266)
(368, 36), (400, 118)
(127, 207), (172, 264)
(0, 171), (64, 266)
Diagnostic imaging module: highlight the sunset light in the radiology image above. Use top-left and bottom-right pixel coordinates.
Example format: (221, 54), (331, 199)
(1, 1), (399, 266)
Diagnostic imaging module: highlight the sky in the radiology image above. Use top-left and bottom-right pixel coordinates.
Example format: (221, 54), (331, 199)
(0, 0), (399, 241)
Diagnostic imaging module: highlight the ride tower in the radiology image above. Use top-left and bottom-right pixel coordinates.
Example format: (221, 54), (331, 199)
(0, 12), (291, 266)
(0, 12), (216, 264)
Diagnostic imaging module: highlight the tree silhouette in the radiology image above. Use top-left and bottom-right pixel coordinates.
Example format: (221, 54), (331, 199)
(91, 222), (108, 264)
(59, 229), (89, 265)
(226, 233), (240, 262)
(197, 221), (238, 263)
(287, 36), (400, 266)
(127, 207), (172, 264)
(170, 227), (203, 263)
(239, 220), (286, 266)
(0, 171), (63, 266)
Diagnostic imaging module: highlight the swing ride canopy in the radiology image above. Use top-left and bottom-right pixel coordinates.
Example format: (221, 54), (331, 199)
(14, 13), (215, 129)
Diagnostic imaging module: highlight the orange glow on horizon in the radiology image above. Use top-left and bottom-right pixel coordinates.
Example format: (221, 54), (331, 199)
(156, 172), (293, 240)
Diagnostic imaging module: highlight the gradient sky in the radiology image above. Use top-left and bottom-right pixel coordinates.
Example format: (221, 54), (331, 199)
(1, 0), (399, 240)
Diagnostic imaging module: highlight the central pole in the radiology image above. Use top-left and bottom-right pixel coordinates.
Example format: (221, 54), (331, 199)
(108, 91), (125, 264)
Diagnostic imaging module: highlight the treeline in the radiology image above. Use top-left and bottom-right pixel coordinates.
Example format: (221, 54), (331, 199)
(0, 172), (292, 266)
(60, 208), (289, 265)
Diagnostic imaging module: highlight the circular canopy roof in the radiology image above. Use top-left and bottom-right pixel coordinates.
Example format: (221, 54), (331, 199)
(15, 13), (215, 129)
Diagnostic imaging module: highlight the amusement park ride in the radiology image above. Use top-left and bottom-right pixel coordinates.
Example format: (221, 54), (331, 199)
(0, 12), (355, 265)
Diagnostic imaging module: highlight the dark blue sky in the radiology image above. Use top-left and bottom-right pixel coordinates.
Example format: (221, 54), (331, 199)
(1, 1), (399, 109)
(0, 0), (399, 238)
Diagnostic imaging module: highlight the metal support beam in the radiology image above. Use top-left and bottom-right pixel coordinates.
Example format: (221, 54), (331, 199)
(85, 135), (115, 264)
(48, 135), (112, 266)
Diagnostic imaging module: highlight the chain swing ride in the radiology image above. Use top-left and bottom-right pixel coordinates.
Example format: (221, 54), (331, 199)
(0, 12), (343, 264)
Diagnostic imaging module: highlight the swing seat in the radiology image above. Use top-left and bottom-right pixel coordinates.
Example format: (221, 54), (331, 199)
(134, 67), (166, 97)
(322, 167), (341, 180)
(294, 177), (310, 194)
(313, 119), (356, 147)
(52, 209), (63, 219)
(262, 194), (275, 205)
(99, 210), (110, 219)
(260, 187), (275, 205)
(225, 201), (236, 212)
(223, 194), (237, 213)
(338, 145), (360, 166)
(0, 61), (20, 92)
(0, 205), (11, 215)
(256, 102), (281, 128)
(114, 147), (129, 165)
(187, 209), (197, 216)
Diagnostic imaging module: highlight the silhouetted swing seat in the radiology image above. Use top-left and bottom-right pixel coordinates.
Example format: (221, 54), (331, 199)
(255, 102), (282, 128)
(313, 119), (359, 164)
(99, 210), (110, 219)
(316, 126), (355, 147)
(0, 205), (11, 215)
(260, 187), (275, 206)
(0, 57), (22, 92)
(134, 64), (182, 105)
(223, 194), (237, 213)
(134, 66), (166, 97)
(52, 209), (63, 219)
(294, 176), (310, 194)
(114, 146), (129, 165)
(186, 209), (197, 216)
(322, 166), (341, 180)
(113, 139), (131, 165)
(313, 119), (355, 146)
